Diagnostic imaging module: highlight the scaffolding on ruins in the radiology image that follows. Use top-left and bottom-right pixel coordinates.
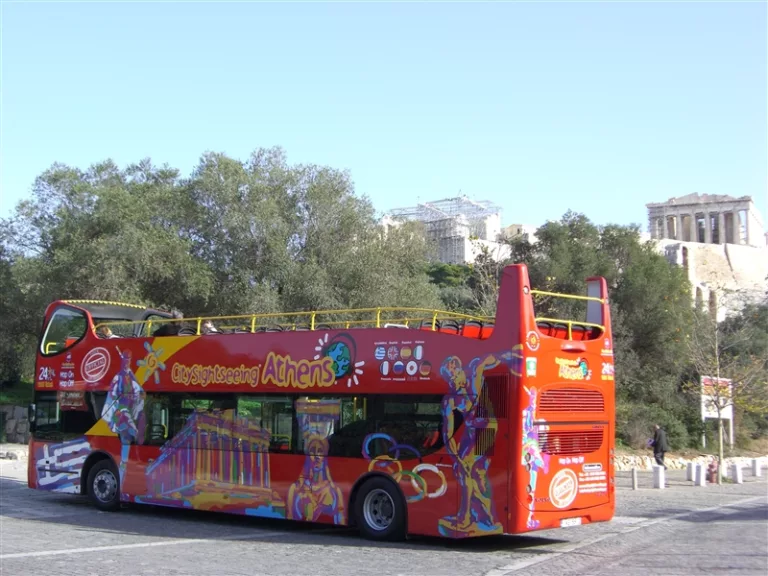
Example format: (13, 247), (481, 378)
(385, 195), (502, 223)
(382, 195), (506, 264)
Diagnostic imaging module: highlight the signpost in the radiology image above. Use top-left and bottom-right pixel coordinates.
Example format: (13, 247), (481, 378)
(700, 376), (733, 449)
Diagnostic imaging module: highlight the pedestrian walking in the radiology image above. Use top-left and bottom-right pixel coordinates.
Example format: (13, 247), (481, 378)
(652, 424), (670, 469)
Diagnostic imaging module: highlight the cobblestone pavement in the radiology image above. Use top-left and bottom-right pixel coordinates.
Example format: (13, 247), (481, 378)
(1, 459), (766, 576)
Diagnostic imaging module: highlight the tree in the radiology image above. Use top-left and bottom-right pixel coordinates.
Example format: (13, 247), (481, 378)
(504, 211), (697, 448)
(0, 147), (443, 369)
(685, 290), (768, 481)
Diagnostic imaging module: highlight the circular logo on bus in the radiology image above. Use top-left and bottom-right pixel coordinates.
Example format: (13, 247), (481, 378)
(81, 347), (110, 383)
(549, 469), (578, 509)
(526, 330), (540, 351)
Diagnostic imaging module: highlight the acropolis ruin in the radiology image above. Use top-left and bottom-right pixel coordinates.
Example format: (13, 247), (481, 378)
(647, 193), (764, 247)
(647, 193), (767, 321)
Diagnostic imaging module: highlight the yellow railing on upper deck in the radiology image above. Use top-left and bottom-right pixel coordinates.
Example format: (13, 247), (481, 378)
(94, 307), (495, 337)
(83, 288), (605, 340)
(529, 289), (606, 338)
(529, 290), (605, 304)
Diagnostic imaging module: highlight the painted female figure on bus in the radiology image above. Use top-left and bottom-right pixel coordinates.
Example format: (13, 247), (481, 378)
(287, 399), (345, 524)
(522, 386), (549, 529)
(101, 348), (146, 490)
(438, 348), (522, 537)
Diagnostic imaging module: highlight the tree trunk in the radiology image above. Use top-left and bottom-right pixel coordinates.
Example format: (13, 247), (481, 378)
(717, 417), (724, 485)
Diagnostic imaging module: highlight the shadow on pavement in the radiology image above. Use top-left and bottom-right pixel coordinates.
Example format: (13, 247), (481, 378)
(1, 475), (569, 553)
(678, 502), (768, 524)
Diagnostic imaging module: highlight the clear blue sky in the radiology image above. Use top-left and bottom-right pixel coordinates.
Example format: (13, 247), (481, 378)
(2, 1), (766, 231)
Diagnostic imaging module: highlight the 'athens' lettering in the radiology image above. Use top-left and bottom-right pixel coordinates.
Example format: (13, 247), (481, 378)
(261, 352), (335, 389)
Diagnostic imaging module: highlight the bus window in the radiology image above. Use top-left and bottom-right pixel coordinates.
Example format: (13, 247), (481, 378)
(31, 391), (106, 441)
(237, 396), (293, 452)
(144, 394), (171, 445)
(40, 306), (87, 356)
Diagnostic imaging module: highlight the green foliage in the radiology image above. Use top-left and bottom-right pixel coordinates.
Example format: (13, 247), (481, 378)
(0, 381), (34, 406)
(2, 148), (765, 452)
(485, 210), (711, 448)
(0, 147), (443, 385)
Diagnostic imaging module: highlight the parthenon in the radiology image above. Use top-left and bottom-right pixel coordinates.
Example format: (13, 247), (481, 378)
(646, 193), (765, 247)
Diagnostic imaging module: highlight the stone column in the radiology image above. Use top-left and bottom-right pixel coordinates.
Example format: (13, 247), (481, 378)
(690, 214), (698, 243)
(704, 213), (712, 243)
(675, 212), (683, 240)
(718, 212), (725, 244)
(744, 211), (750, 245)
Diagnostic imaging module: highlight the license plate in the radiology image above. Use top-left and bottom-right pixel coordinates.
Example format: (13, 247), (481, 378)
(560, 517), (582, 527)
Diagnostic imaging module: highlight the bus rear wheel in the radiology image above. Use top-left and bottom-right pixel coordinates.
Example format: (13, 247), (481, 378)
(87, 460), (121, 512)
(354, 477), (406, 541)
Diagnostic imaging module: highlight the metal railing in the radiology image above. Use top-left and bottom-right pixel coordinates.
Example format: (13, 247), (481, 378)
(83, 289), (605, 340)
(94, 307), (495, 337)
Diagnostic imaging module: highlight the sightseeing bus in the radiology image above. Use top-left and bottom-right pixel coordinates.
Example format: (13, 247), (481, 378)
(27, 263), (615, 541)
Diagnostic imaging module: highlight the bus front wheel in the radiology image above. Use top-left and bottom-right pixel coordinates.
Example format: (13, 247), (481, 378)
(87, 460), (121, 512)
(354, 477), (406, 541)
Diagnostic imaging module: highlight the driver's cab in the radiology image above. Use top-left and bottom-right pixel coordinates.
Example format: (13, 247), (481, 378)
(30, 300), (172, 433)
(39, 300), (172, 355)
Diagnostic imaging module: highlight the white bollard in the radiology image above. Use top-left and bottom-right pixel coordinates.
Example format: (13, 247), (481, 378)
(731, 463), (743, 484)
(653, 465), (665, 489)
(686, 462), (695, 481)
(752, 459), (762, 477)
(632, 467), (638, 490)
(695, 463), (707, 486)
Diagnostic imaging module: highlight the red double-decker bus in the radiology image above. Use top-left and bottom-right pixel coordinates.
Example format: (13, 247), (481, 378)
(27, 264), (615, 540)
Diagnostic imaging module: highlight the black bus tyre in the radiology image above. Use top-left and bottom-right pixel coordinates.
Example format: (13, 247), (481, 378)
(354, 476), (406, 541)
(86, 459), (121, 511)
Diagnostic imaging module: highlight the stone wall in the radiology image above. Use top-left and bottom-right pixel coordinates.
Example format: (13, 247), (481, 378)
(615, 453), (768, 472)
(0, 405), (30, 444)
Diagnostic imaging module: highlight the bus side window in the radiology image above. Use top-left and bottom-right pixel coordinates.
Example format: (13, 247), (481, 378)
(40, 306), (87, 356)
(144, 394), (171, 445)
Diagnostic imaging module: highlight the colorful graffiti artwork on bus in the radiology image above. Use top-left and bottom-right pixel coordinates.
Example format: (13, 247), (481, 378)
(137, 341), (166, 385)
(137, 409), (286, 518)
(437, 348), (523, 537)
(361, 433), (448, 503)
(34, 436), (91, 494)
(101, 348), (146, 489)
(313, 332), (366, 387)
(522, 386), (550, 529)
(287, 399), (345, 523)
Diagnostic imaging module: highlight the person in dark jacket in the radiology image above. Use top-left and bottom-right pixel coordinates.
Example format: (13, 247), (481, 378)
(153, 309), (184, 336)
(652, 424), (670, 469)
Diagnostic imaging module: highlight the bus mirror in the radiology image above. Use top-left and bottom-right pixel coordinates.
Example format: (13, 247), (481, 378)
(28, 403), (36, 424)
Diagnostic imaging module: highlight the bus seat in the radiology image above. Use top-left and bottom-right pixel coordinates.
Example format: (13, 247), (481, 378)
(570, 325), (587, 340)
(462, 320), (482, 339)
(536, 321), (554, 337)
(418, 320), (440, 332)
(479, 324), (495, 340)
(551, 323), (569, 339)
(438, 320), (460, 335)
(422, 430), (439, 449)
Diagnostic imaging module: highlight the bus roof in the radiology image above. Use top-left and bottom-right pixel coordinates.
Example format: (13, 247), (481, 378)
(62, 299), (171, 322)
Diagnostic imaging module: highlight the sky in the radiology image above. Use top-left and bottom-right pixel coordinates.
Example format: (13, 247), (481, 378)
(1, 1), (766, 232)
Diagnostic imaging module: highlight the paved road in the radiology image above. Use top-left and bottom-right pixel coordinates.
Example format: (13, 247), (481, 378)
(1, 458), (766, 575)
